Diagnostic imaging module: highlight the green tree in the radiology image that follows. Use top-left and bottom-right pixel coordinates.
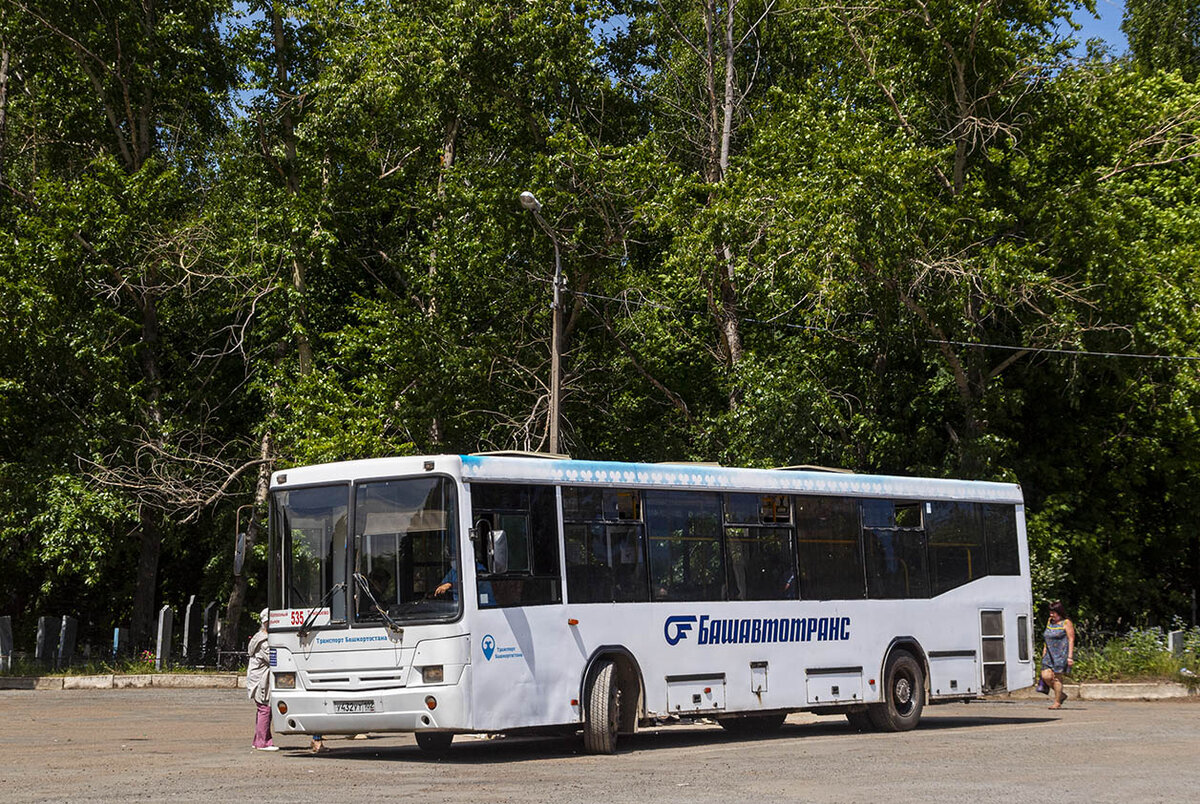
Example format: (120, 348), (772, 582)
(0, 0), (239, 646)
(1125, 0), (1200, 80)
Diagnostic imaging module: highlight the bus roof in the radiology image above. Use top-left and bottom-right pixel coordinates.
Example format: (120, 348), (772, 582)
(272, 454), (1023, 505)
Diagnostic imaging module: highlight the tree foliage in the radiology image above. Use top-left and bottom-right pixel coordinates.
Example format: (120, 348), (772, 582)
(1125, 0), (1200, 80)
(1, 0), (1198, 649)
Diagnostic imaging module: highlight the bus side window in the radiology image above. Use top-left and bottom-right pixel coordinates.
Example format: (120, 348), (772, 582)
(926, 501), (984, 595)
(862, 500), (930, 599)
(983, 504), (1020, 575)
(562, 487), (649, 604)
(645, 490), (724, 602)
(794, 496), (866, 600)
(724, 493), (796, 600)
(470, 483), (561, 607)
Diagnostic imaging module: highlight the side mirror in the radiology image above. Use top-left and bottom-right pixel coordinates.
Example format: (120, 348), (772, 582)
(488, 529), (508, 575)
(233, 504), (254, 576)
(233, 531), (246, 576)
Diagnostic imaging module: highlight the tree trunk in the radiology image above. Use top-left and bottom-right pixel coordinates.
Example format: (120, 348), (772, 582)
(270, 2), (298, 196)
(129, 266), (166, 645)
(714, 1), (744, 408)
(426, 115), (459, 446)
(949, 48), (968, 196)
(0, 45), (10, 181)
(224, 3), (308, 642)
(290, 256), (313, 374)
(702, 0), (721, 183)
(220, 429), (273, 653)
(220, 4), (306, 649)
(719, 2), (736, 176)
(129, 512), (162, 648)
(268, 1), (313, 373)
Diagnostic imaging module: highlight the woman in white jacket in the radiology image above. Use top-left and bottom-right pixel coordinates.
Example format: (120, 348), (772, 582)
(247, 608), (277, 750)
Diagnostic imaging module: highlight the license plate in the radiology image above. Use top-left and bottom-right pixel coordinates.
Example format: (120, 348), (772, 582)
(332, 700), (376, 714)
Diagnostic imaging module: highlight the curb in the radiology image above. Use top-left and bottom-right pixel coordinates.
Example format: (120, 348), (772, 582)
(114, 674), (153, 689)
(63, 674), (114, 690)
(1006, 681), (1197, 701)
(0, 674), (245, 690)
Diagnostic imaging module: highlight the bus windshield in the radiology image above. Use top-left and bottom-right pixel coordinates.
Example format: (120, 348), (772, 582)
(272, 484), (350, 623)
(353, 476), (460, 623)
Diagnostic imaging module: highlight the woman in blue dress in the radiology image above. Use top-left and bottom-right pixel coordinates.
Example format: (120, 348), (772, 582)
(1040, 601), (1075, 709)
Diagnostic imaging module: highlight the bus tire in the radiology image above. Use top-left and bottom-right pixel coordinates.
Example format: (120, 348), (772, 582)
(415, 732), (453, 752)
(844, 708), (875, 732)
(583, 659), (620, 754)
(868, 651), (924, 732)
(717, 713), (786, 735)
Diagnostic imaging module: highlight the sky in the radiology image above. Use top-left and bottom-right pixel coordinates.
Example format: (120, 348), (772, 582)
(1071, 0), (1129, 54)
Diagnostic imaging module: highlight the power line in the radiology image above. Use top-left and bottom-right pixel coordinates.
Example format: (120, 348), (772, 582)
(928, 340), (1200, 363)
(537, 278), (1200, 364)
(564, 286), (842, 336)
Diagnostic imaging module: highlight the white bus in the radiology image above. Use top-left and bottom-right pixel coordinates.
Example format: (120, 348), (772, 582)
(266, 453), (1033, 753)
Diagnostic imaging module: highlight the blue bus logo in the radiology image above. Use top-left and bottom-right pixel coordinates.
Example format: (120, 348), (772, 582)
(482, 634), (496, 660)
(664, 616), (697, 645)
(664, 614), (851, 645)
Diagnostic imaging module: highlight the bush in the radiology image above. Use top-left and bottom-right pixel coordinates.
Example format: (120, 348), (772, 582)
(1, 653), (241, 676)
(1067, 624), (1200, 683)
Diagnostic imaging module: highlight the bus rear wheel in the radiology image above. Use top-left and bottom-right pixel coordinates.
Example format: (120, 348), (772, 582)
(415, 732), (453, 753)
(583, 659), (620, 754)
(718, 713), (786, 735)
(868, 650), (925, 732)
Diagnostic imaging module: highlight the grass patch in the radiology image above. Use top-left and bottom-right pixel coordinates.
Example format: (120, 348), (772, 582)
(1, 653), (243, 677)
(1068, 624), (1200, 686)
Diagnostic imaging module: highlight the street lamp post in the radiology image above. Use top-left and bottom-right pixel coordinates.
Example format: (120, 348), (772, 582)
(519, 191), (563, 454)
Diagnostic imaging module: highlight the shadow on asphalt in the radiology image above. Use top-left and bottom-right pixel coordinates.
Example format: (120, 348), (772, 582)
(292, 710), (1059, 765)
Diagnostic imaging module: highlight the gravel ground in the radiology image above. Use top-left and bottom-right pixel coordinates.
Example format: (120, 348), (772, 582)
(1, 689), (1197, 803)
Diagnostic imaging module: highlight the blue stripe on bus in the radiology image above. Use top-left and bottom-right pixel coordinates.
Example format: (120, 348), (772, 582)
(459, 455), (1022, 503)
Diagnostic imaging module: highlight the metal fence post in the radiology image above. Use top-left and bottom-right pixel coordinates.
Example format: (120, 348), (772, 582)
(155, 606), (174, 671)
(0, 616), (13, 671)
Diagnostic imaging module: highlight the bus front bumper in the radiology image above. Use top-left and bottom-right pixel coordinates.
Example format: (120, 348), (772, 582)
(270, 685), (469, 735)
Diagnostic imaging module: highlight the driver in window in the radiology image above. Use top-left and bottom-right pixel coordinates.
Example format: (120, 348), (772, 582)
(435, 557), (495, 607)
(367, 566), (395, 607)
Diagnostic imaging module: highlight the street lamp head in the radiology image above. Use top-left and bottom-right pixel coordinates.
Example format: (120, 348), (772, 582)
(519, 191), (542, 213)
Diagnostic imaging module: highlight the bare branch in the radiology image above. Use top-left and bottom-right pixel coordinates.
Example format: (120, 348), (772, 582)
(1098, 100), (1200, 182)
(82, 427), (271, 523)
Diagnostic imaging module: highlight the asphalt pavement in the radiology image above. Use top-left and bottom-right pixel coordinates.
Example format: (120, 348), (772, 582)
(1, 689), (1197, 803)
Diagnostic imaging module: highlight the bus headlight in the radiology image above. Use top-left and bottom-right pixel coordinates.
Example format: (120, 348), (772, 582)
(274, 672), (296, 689)
(420, 665), (444, 684)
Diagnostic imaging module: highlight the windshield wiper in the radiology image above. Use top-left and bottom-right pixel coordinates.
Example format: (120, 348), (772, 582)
(296, 582), (345, 638)
(353, 572), (404, 636)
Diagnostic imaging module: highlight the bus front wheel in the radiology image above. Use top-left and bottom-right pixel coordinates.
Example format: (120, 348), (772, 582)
(867, 650), (925, 732)
(583, 659), (620, 754)
(415, 732), (453, 752)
